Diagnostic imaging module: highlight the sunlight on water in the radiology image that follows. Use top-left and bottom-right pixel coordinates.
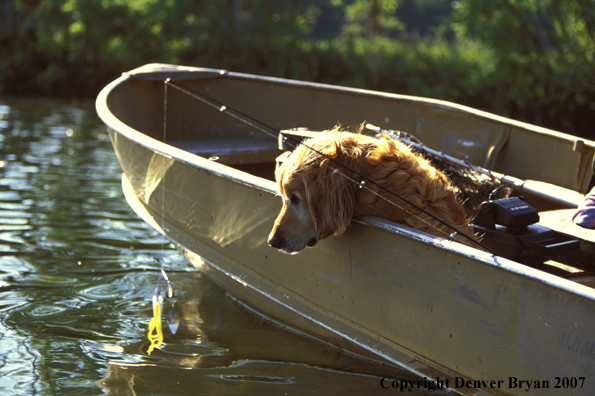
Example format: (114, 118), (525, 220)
(0, 98), (443, 396)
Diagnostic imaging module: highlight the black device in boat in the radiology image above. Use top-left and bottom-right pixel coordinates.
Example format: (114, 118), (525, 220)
(472, 197), (580, 264)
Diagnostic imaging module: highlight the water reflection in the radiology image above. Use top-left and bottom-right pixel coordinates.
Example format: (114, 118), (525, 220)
(97, 272), (414, 396)
(0, 98), (444, 395)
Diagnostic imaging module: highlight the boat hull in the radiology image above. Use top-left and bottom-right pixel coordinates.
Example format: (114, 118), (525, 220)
(98, 64), (595, 395)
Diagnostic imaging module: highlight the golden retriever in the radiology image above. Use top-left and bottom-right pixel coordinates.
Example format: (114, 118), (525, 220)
(267, 130), (474, 254)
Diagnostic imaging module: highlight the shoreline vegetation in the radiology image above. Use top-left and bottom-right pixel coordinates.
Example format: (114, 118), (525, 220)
(1, 0), (594, 138)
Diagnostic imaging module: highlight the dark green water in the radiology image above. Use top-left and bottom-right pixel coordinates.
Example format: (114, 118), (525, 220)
(0, 98), (445, 395)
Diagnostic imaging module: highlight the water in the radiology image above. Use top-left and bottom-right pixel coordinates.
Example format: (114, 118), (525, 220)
(0, 98), (446, 395)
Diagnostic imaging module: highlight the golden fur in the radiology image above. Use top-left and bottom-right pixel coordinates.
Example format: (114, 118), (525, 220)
(267, 130), (474, 253)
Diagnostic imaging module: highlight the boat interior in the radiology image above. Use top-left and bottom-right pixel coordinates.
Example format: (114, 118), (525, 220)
(108, 72), (595, 289)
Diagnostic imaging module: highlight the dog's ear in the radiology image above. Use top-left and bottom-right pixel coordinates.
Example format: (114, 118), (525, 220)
(274, 151), (292, 182)
(303, 163), (356, 241)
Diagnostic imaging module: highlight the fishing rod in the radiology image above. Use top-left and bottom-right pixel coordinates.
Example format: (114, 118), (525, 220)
(164, 79), (497, 254)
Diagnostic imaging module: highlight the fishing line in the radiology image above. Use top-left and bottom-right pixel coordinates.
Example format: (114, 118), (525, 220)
(146, 81), (180, 356)
(163, 79), (496, 254)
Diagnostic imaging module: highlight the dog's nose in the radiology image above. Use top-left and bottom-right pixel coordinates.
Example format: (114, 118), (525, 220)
(267, 233), (284, 249)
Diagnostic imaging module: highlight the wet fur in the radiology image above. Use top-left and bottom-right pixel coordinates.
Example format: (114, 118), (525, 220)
(268, 130), (474, 253)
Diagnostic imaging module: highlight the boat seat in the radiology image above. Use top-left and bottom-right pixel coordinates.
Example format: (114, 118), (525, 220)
(538, 208), (595, 273)
(168, 139), (281, 165)
(539, 209), (595, 247)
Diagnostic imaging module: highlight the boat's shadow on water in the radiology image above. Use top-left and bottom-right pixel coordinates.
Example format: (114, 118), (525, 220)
(97, 272), (439, 396)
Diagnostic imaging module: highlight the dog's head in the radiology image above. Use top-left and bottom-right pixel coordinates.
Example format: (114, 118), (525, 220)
(267, 133), (359, 254)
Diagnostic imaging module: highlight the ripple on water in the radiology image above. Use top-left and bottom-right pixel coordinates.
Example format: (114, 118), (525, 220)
(76, 280), (136, 301)
(24, 302), (77, 320)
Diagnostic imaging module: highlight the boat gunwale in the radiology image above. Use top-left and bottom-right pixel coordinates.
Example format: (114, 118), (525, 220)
(97, 64), (595, 305)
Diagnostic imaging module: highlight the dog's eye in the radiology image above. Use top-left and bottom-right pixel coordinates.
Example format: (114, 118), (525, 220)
(290, 193), (300, 205)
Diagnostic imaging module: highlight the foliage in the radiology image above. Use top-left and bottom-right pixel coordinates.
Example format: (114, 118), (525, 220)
(336, 0), (404, 38)
(1, 0), (594, 137)
(450, 0), (595, 134)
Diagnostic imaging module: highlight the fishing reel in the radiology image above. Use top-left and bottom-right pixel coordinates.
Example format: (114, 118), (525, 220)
(472, 196), (579, 264)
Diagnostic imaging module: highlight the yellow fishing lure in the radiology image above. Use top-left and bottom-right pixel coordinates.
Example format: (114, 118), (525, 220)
(147, 290), (164, 355)
(146, 270), (178, 355)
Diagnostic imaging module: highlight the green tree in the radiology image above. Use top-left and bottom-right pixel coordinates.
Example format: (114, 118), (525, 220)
(450, 0), (595, 134)
(0, 0), (327, 95)
(335, 0), (404, 38)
